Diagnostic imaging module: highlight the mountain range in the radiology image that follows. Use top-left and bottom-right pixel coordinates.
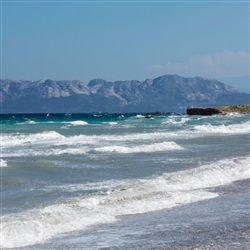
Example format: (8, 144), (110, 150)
(1, 74), (249, 113)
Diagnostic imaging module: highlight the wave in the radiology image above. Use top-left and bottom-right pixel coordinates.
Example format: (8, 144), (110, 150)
(15, 120), (37, 125)
(1, 155), (249, 248)
(95, 141), (183, 153)
(2, 119), (249, 148)
(64, 121), (88, 126)
(194, 121), (250, 134)
(15, 120), (89, 126)
(0, 131), (172, 149)
(1, 118), (249, 158)
(42, 180), (123, 193)
(162, 117), (190, 125)
(51, 147), (88, 156)
(131, 115), (145, 118)
(1, 141), (182, 157)
(25, 120), (37, 124)
(0, 159), (7, 168)
(1, 131), (64, 148)
(102, 122), (118, 125)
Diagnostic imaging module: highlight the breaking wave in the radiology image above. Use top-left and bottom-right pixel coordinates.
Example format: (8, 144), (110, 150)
(1, 131), (64, 148)
(95, 141), (183, 153)
(64, 121), (88, 126)
(1, 155), (249, 248)
(193, 121), (250, 134)
(0, 159), (7, 168)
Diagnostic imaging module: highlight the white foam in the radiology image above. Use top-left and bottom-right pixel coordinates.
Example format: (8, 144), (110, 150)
(95, 141), (183, 153)
(52, 147), (88, 156)
(1, 131), (64, 148)
(1, 119), (249, 158)
(0, 131), (185, 154)
(1, 146), (89, 158)
(66, 121), (88, 126)
(162, 117), (190, 125)
(194, 121), (250, 134)
(1, 131), (182, 157)
(159, 156), (250, 191)
(131, 115), (145, 118)
(25, 120), (36, 124)
(101, 121), (119, 125)
(106, 122), (118, 125)
(16, 120), (37, 125)
(0, 159), (7, 168)
(2, 155), (248, 248)
(43, 180), (123, 193)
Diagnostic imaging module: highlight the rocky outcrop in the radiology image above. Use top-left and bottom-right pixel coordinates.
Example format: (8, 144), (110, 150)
(187, 104), (250, 115)
(187, 107), (223, 116)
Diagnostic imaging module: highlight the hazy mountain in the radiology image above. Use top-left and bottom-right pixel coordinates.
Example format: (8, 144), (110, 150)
(217, 75), (250, 94)
(1, 75), (249, 113)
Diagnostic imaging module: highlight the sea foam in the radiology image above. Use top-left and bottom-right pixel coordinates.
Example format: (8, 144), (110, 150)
(162, 117), (190, 125)
(194, 121), (250, 134)
(1, 131), (64, 147)
(65, 121), (88, 126)
(0, 159), (7, 168)
(1, 155), (249, 248)
(96, 141), (183, 153)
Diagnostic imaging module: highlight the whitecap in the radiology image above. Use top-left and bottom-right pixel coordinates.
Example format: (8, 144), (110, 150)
(66, 121), (88, 126)
(1, 155), (248, 248)
(0, 159), (7, 168)
(25, 120), (36, 124)
(95, 141), (183, 153)
(1, 131), (64, 148)
(107, 122), (118, 125)
(162, 117), (190, 125)
(194, 121), (250, 134)
(51, 147), (87, 156)
(131, 115), (145, 118)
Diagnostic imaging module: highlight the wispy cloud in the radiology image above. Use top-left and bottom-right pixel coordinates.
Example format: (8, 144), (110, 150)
(145, 51), (249, 78)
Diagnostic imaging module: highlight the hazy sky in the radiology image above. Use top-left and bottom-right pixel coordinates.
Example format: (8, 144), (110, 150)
(1, 0), (249, 89)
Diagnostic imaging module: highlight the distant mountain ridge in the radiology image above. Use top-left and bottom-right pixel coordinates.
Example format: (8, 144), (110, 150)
(1, 75), (249, 113)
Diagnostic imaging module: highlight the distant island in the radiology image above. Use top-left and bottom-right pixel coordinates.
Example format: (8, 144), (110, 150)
(1, 74), (249, 114)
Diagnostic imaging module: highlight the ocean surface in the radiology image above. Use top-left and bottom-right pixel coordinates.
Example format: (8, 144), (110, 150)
(0, 112), (249, 249)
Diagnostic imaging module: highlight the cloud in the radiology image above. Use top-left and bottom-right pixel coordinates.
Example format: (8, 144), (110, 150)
(146, 51), (249, 78)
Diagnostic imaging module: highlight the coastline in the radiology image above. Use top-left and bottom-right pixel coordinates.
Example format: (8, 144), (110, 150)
(95, 178), (250, 250)
(187, 104), (250, 116)
(216, 104), (250, 114)
(17, 179), (250, 250)
(105, 178), (250, 250)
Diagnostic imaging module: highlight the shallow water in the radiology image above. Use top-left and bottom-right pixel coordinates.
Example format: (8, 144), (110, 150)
(1, 113), (249, 248)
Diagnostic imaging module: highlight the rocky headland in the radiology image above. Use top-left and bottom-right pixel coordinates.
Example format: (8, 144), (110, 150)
(187, 104), (250, 116)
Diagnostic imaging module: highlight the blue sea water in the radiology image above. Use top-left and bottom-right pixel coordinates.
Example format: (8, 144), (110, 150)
(0, 113), (249, 249)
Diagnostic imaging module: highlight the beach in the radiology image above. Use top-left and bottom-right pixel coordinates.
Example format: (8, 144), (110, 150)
(1, 113), (249, 249)
(11, 179), (249, 250)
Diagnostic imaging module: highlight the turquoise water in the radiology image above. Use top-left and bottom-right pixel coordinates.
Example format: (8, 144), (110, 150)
(1, 113), (249, 248)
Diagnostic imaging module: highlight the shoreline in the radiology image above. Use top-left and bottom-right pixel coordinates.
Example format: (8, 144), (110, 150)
(114, 178), (250, 249)
(111, 178), (250, 249)
(17, 178), (250, 250)
(187, 104), (250, 116)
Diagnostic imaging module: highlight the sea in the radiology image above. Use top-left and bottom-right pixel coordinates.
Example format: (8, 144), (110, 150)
(0, 112), (249, 249)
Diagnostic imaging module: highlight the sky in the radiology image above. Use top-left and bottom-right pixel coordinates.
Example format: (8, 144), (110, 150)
(1, 0), (249, 92)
